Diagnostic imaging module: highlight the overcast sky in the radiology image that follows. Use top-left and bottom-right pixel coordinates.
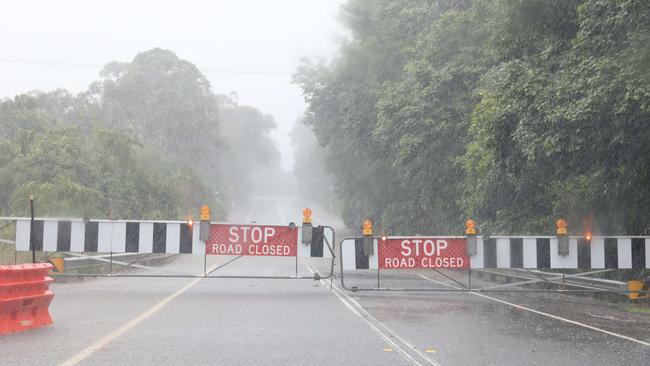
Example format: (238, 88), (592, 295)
(0, 0), (347, 170)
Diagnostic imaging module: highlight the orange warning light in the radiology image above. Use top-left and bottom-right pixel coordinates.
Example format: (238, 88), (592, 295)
(556, 219), (568, 235)
(200, 205), (210, 221)
(303, 208), (312, 224)
(584, 230), (592, 241)
(465, 219), (476, 235)
(187, 213), (194, 227)
(362, 219), (373, 236)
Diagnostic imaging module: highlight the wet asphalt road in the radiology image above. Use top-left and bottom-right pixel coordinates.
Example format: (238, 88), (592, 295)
(1, 196), (649, 365)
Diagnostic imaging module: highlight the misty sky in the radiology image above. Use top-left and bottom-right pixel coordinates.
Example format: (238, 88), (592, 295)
(0, 0), (347, 170)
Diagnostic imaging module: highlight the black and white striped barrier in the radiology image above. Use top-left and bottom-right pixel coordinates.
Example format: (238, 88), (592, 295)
(13, 218), (332, 258)
(342, 236), (650, 270)
(15, 219), (203, 254)
(342, 238), (379, 271)
(469, 236), (649, 269)
(297, 225), (334, 259)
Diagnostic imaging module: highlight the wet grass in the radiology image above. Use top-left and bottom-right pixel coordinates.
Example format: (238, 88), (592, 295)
(0, 244), (41, 265)
(624, 304), (650, 315)
(0, 222), (37, 264)
(0, 244), (15, 264)
(0, 223), (17, 264)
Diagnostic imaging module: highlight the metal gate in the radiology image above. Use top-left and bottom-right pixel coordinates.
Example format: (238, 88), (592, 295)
(1, 216), (336, 281)
(339, 235), (650, 297)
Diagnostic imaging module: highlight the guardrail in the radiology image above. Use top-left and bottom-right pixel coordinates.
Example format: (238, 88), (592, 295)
(53, 253), (178, 276)
(473, 268), (626, 291)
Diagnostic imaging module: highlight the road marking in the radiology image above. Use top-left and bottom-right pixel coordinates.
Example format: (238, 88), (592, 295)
(306, 265), (441, 366)
(418, 274), (650, 348)
(59, 262), (223, 366)
(328, 282), (441, 366)
(244, 198), (257, 223)
(273, 198), (287, 225)
(331, 285), (425, 365)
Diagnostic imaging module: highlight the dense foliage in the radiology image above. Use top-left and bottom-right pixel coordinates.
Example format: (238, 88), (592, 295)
(0, 49), (280, 220)
(295, 0), (650, 235)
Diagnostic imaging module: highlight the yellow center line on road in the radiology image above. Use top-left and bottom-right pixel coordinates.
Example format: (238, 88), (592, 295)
(418, 274), (650, 348)
(59, 262), (223, 366)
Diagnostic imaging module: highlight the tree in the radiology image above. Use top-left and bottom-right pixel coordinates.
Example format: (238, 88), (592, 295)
(0, 48), (283, 221)
(96, 48), (224, 187)
(297, 0), (650, 235)
(294, 0), (445, 230)
(216, 93), (281, 201)
(464, 0), (650, 234)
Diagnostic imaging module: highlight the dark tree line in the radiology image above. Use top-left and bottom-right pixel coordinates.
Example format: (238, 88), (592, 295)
(295, 0), (650, 235)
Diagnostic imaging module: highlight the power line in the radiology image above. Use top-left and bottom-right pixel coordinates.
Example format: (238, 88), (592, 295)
(0, 58), (98, 69)
(0, 58), (293, 75)
(0, 78), (22, 93)
(202, 69), (291, 75)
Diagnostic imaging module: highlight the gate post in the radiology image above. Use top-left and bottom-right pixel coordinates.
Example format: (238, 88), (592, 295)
(301, 208), (313, 245)
(200, 205), (210, 276)
(465, 219), (477, 256)
(556, 219), (569, 256)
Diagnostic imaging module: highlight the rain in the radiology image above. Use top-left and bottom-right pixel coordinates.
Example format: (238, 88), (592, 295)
(1, 1), (649, 365)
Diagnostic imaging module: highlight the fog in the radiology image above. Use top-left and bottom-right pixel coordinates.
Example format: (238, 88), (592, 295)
(1, 5), (648, 363)
(2, 0), (648, 236)
(0, 0), (347, 170)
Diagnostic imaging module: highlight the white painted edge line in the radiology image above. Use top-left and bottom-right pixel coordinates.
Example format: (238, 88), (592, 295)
(59, 262), (223, 366)
(417, 274), (650, 348)
(273, 198), (288, 225)
(334, 287), (441, 366)
(244, 199), (258, 223)
(305, 265), (441, 366)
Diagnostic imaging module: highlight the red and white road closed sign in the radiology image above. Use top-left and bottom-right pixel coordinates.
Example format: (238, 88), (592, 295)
(205, 224), (297, 256)
(378, 237), (469, 269)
